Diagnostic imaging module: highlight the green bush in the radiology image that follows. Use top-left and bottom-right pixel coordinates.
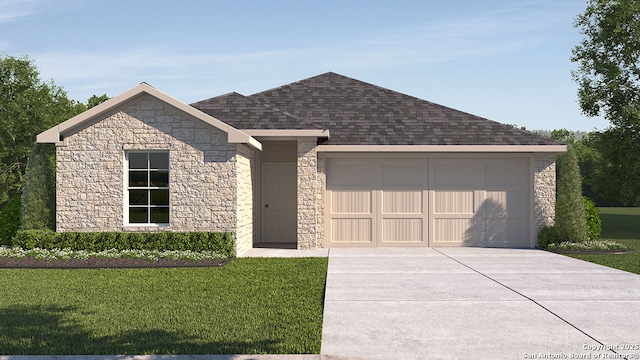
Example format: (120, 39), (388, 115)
(583, 196), (602, 240)
(537, 225), (560, 248)
(555, 145), (588, 242)
(12, 231), (235, 257)
(12, 229), (57, 249)
(0, 196), (22, 245)
(21, 143), (56, 231)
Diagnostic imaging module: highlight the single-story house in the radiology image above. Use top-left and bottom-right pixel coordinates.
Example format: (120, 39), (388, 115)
(37, 72), (565, 254)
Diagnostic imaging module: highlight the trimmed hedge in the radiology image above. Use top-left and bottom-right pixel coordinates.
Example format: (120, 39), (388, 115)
(12, 231), (235, 257)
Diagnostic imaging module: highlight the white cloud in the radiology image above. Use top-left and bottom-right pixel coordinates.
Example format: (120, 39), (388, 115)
(0, 0), (41, 23)
(31, 1), (583, 104)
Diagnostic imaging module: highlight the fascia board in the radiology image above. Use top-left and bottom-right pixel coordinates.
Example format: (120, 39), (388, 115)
(36, 83), (261, 150)
(242, 129), (330, 138)
(316, 145), (568, 153)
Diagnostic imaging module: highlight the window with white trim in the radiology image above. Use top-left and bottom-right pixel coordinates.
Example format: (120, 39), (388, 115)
(126, 152), (170, 225)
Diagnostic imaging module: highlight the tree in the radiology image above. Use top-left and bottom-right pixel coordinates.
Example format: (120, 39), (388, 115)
(589, 128), (640, 205)
(571, 0), (640, 205)
(555, 145), (588, 243)
(21, 143), (56, 231)
(0, 55), (84, 205)
(86, 94), (109, 109)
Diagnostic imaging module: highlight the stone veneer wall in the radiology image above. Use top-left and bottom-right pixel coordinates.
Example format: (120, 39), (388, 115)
(533, 153), (557, 241)
(297, 138), (318, 249)
(235, 144), (255, 255)
(56, 94), (238, 234)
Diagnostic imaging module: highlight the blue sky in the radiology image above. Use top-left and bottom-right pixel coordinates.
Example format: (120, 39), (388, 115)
(1, 0), (607, 131)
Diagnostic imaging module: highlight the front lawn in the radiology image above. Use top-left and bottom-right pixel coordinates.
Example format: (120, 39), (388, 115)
(0, 257), (328, 355)
(565, 207), (640, 275)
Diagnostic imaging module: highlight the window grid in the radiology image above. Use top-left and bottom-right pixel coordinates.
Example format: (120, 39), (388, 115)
(127, 152), (170, 225)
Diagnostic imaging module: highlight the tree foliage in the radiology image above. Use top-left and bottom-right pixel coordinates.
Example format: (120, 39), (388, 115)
(0, 196), (21, 245)
(583, 196), (602, 240)
(572, 0), (640, 205)
(86, 94), (109, 109)
(555, 145), (588, 243)
(572, 0), (640, 125)
(21, 143), (56, 231)
(590, 128), (640, 205)
(0, 55), (84, 205)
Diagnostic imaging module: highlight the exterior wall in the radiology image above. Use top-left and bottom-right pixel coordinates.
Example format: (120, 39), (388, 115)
(297, 138), (318, 249)
(236, 144), (255, 255)
(533, 153), (557, 241)
(56, 94), (238, 234)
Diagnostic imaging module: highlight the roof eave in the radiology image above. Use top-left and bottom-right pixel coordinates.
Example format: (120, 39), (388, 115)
(36, 83), (262, 151)
(242, 129), (330, 140)
(316, 145), (567, 153)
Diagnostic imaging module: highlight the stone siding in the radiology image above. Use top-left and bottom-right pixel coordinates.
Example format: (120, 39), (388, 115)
(533, 154), (557, 241)
(56, 94), (238, 234)
(297, 138), (318, 249)
(235, 144), (255, 255)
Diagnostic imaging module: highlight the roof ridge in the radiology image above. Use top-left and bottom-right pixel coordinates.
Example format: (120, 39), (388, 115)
(248, 71), (339, 97)
(189, 91), (245, 107)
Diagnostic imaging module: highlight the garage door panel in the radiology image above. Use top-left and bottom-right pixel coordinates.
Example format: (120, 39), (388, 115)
(432, 218), (473, 244)
(484, 219), (528, 247)
(485, 190), (527, 218)
(485, 159), (528, 187)
(332, 190), (372, 214)
(382, 162), (425, 186)
(331, 218), (373, 243)
(328, 162), (372, 186)
(433, 191), (474, 214)
(382, 190), (423, 214)
(432, 162), (480, 187)
(382, 219), (423, 243)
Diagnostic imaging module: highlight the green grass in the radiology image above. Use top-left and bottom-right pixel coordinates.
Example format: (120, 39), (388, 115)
(566, 207), (640, 275)
(0, 257), (328, 355)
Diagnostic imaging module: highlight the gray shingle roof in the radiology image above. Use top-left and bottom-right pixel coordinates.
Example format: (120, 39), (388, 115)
(191, 92), (322, 130)
(192, 72), (560, 146)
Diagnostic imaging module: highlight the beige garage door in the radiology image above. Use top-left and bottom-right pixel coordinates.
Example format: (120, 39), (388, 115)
(429, 158), (530, 247)
(326, 158), (428, 247)
(326, 157), (531, 247)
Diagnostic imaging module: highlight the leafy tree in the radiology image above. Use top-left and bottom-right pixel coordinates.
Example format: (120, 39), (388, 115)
(588, 128), (640, 205)
(21, 143), (56, 231)
(0, 196), (21, 245)
(555, 145), (588, 243)
(571, 0), (640, 205)
(549, 129), (576, 144)
(86, 94), (109, 109)
(0, 55), (84, 205)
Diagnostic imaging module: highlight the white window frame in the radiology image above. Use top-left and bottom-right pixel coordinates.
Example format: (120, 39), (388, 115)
(124, 151), (170, 226)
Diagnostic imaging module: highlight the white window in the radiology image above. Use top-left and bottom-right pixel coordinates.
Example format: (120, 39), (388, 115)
(126, 152), (170, 225)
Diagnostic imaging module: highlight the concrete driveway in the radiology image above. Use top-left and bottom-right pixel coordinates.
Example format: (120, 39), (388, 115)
(321, 248), (640, 360)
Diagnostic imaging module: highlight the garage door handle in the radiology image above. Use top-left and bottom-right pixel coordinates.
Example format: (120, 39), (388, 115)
(265, 204), (269, 208)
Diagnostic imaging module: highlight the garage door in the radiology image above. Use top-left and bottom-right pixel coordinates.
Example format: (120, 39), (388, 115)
(326, 157), (530, 247)
(326, 159), (428, 247)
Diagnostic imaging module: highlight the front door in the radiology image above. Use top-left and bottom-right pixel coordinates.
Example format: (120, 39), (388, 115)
(261, 162), (297, 244)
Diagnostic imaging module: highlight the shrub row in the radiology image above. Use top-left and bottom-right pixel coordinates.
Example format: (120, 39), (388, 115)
(12, 230), (235, 257)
